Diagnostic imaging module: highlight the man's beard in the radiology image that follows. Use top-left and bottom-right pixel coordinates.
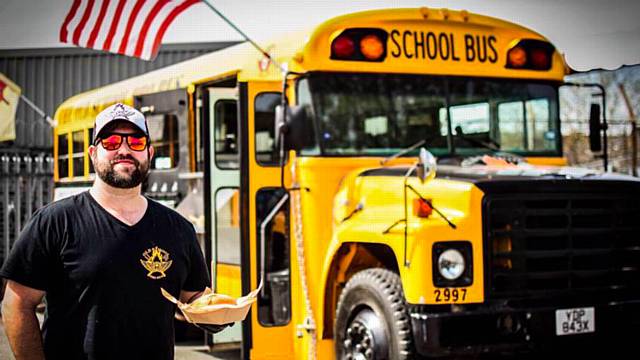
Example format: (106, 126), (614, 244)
(94, 154), (149, 189)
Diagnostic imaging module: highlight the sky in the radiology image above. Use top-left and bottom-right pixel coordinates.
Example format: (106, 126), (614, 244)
(1, 0), (639, 71)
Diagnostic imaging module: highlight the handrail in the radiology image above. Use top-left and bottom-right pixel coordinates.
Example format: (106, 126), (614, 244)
(259, 192), (289, 297)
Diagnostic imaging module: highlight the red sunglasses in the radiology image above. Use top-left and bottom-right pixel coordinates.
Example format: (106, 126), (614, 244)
(97, 132), (148, 152)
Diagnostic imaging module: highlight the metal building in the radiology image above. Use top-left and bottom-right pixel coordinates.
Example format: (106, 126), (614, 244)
(0, 42), (238, 150)
(0, 42), (238, 265)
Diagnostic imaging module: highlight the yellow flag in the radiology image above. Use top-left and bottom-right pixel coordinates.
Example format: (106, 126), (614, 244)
(0, 72), (21, 142)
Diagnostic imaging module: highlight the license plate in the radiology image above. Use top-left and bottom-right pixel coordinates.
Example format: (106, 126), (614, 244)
(555, 307), (595, 336)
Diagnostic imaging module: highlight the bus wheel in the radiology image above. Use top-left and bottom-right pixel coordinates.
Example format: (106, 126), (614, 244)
(334, 268), (413, 360)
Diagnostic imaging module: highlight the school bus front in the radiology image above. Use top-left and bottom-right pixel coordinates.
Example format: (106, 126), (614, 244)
(245, 7), (640, 359)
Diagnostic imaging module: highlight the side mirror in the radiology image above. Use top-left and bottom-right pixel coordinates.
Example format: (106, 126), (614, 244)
(416, 147), (437, 184)
(589, 103), (602, 152)
(274, 105), (311, 152)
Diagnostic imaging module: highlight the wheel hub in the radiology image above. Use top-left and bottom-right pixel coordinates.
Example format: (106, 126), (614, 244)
(342, 308), (388, 360)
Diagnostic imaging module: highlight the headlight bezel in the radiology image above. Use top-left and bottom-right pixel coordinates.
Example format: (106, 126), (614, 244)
(432, 241), (473, 287)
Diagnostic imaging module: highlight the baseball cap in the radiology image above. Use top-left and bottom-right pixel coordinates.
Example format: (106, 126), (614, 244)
(93, 103), (149, 142)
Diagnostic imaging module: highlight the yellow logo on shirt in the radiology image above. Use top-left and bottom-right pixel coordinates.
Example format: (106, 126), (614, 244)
(140, 246), (172, 279)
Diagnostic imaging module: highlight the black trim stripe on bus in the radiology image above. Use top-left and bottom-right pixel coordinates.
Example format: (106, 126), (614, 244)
(239, 82), (252, 359)
(200, 86), (215, 347)
(202, 85), (213, 285)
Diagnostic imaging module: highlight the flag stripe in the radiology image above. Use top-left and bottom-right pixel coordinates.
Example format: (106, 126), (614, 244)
(102, 0), (127, 51)
(150, 0), (200, 60)
(65, 0), (89, 45)
(78, 0), (102, 47)
(93, 0), (118, 48)
(108, 0), (136, 53)
(60, 0), (82, 43)
(140, 1), (180, 60)
(134, 0), (169, 58)
(118, 0), (147, 54)
(87, 0), (111, 48)
(124, 0), (157, 56)
(72, 0), (96, 45)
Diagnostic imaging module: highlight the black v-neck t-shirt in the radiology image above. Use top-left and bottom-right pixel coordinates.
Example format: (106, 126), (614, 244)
(0, 191), (210, 359)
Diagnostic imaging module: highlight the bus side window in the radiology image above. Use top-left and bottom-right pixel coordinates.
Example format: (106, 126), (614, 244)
(214, 100), (238, 169)
(254, 93), (281, 166)
(72, 131), (84, 177)
(58, 133), (69, 179)
(147, 114), (179, 169)
(256, 188), (291, 326)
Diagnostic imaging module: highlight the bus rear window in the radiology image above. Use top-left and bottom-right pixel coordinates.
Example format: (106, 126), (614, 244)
(58, 133), (69, 179)
(72, 131), (84, 177)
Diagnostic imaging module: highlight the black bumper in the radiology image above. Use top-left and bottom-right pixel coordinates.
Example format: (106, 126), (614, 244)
(410, 301), (640, 357)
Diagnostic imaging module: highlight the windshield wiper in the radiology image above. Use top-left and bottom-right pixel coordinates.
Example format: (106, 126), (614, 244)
(380, 139), (426, 166)
(454, 126), (500, 152)
(454, 126), (528, 165)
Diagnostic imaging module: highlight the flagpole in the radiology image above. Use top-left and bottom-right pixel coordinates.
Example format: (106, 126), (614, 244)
(199, 0), (286, 73)
(19, 94), (56, 127)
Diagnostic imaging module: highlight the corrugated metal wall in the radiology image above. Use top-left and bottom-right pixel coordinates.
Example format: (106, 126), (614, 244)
(0, 41), (239, 150)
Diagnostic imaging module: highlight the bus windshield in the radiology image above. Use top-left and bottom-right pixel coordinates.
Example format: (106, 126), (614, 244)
(296, 73), (560, 158)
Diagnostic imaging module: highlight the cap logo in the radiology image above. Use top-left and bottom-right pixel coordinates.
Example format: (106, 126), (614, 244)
(110, 103), (136, 120)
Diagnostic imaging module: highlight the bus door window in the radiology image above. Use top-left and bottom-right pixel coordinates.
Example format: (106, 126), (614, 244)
(72, 131), (84, 178)
(147, 114), (179, 169)
(214, 100), (238, 169)
(57, 133), (69, 179)
(256, 188), (291, 326)
(254, 93), (281, 165)
(214, 188), (241, 292)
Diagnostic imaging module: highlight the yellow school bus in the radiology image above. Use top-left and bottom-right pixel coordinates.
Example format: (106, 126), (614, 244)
(54, 7), (640, 358)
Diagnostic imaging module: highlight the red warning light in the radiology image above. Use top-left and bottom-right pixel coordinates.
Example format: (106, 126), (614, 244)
(331, 35), (355, 59)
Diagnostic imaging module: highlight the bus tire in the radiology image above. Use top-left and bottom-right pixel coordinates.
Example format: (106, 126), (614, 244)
(334, 268), (413, 360)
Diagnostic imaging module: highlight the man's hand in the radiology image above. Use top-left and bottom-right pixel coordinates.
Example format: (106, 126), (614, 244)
(1, 280), (46, 360)
(195, 323), (233, 334)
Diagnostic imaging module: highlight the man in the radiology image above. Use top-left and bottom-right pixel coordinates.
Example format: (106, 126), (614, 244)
(1, 103), (221, 359)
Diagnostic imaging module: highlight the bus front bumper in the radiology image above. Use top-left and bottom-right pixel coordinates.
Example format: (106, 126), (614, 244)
(410, 301), (640, 357)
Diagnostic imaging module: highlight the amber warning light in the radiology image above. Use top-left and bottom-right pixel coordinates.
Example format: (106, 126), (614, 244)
(413, 198), (433, 218)
(331, 28), (388, 62)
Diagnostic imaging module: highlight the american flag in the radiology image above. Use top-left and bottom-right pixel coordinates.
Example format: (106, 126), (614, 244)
(59, 0), (200, 61)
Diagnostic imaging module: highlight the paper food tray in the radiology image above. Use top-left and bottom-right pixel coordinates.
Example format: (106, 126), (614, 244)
(161, 282), (261, 325)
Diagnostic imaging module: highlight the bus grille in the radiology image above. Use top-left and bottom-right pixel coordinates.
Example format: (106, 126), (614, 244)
(483, 186), (640, 305)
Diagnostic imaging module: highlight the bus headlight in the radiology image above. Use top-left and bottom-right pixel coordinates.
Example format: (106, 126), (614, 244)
(432, 241), (473, 287)
(438, 249), (465, 280)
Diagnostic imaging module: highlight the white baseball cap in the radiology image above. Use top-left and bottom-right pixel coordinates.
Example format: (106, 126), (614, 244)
(93, 103), (149, 142)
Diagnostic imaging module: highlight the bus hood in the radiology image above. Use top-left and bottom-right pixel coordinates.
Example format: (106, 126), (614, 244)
(332, 160), (640, 228)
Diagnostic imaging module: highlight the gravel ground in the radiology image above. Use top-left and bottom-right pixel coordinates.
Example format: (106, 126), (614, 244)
(0, 317), (240, 360)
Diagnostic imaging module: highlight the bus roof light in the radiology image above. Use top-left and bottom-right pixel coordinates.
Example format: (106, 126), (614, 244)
(505, 39), (555, 71)
(530, 48), (550, 70)
(360, 34), (385, 61)
(330, 28), (388, 62)
(507, 46), (527, 68)
(331, 35), (355, 59)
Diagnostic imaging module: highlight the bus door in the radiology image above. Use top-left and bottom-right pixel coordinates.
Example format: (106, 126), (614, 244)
(241, 81), (295, 359)
(205, 86), (243, 345)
